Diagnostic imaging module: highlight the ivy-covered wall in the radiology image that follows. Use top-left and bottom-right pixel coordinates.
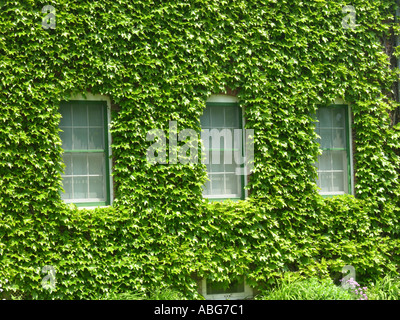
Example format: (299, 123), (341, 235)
(0, 0), (400, 299)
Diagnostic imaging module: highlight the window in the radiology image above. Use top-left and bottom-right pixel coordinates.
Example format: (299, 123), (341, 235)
(315, 104), (351, 195)
(200, 95), (245, 200)
(59, 100), (110, 206)
(200, 277), (253, 300)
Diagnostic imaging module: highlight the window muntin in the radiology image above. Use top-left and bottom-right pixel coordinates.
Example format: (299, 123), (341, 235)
(200, 102), (244, 199)
(59, 101), (110, 206)
(315, 105), (350, 195)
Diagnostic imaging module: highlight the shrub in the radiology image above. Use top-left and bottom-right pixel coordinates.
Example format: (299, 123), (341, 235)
(256, 275), (353, 300)
(98, 286), (189, 300)
(367, 274), (400, 300)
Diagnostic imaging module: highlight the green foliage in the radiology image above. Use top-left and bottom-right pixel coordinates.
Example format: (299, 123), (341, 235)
(0, 0), (399, 299)
(367, 273), (400, 300)
(97, 286), (189, 300)
(256, 274), (354, 300)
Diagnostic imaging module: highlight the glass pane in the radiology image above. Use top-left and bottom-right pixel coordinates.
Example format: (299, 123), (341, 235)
(61, 177), (72, 200)
(73, 128), (88, 150)
(210, 129), (232, 151)
(88, 128), (104, 149)
(320, 129), (332, 149)
(89, 176), (104, 199)
(73, 176), (88, 199)
(72, 154), (87, 175)
(207, 278), (245, 295)
(202, 179), (210, 196)
(333, 108), (345, 128)
(320, 172), (332, 192)
(332, 129), (346, 148)
(225, 107), (239, 128)
(225, 174), (239, 196)
(332, 151), (345, 170)
(210, 149), (222, 165)
(62, 153), (72, 175)
(318, 152), (331, 171)
(225, 163), (237, 174)
(88, 153), (105, 175)
(88, 105), (103, 127)
(60, 128), (72, 150)
(211, 174), (223, 195)
(59, 105), (72, 127)
(200, 107), (210, 128)
(72, 104), (87, 127)
(332, 172), (345, 192)
(318, 108), (331, 128)
(210, 162), (224, 173)
(211, 106), (225, 127)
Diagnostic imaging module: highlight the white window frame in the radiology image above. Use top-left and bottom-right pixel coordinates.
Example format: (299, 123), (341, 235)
(61, 93), (113, 208)
(315, 97), (354, 196)
(201, 94), (248, 200)
(200, 277), (253, 300)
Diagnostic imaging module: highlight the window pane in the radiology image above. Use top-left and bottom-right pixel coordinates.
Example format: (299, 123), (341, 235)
(59, 105), (72, 127)
(332, 129), (346, 148)
(332, 172), (345, 192)
(224, 163), (237, 174)
(88, 128), (104, 149)
(73, 128), (88, 150)
(225, 107), (239, 128)
(73, 104), (87, 127)
(211, 174), (223, 194)
(318, 108), (331, 127)
(211, 106), (225, 127)
(89, 176), (104, 199)
(210, 162), (224, 173)
(320, 172), (332, 192)
(59, 101), (108, 204)
(88, 153), (105, 175)
(73, 176), (88, 199)
(320, 129), (332, 149)
(332, 151), (345, 170)
(210, 148), (222, 165)
(318, 152), (331, 171)
(63, 153), (72, 175)
(225, 174), (240, 196)
(72, 154), (87, 175)
(201, 102), (242, 199)
(202, 179), (210, 196)
(61, 177), (72, 200)
(60, 128), (72, 150)
(200, 108), (210, 128)
(207, 278), (245, 295)
(88, 105), (103, 127)
(333, 108), (345, 128)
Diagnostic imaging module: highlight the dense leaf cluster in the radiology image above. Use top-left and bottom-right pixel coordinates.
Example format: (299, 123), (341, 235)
(0, 0), (399, 299)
